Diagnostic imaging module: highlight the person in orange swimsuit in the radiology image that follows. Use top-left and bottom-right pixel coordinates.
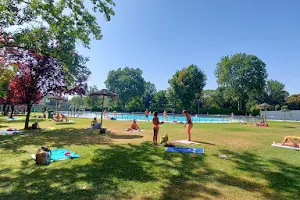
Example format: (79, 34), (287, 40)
(182, 110), (193, 141)
(152, 112), (164, 145)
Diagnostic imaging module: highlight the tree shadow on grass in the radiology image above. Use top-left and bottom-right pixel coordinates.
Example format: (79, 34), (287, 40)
(160, 152), (221, 200)
(0, 128), (113, 152)
(55, 122), (77, 125)
(193, 141), (216, 146)
(1, 134), (299, 199)
(0, 125), (8, 128)
(218, 150), (300, 199)
(108, 133), (143, 140)
(0, 143), (156, 199)
(0, 118), (47, 124)
(0, 142), (222, 200)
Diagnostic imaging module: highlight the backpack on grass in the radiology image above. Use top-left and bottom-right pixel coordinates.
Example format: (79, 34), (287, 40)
(35, 146), (51, 165)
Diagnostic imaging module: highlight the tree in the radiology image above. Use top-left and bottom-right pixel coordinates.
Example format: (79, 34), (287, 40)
(168, 64), (207, 111)
(201, 89), (215, 109)
(143, 82), (156, 109)
(0, 66), (15, 97)
(152, 90), (168, 111)
(125, 97), (143, 112)
(0, 33), (88, 129)
(215, 53), (267, 110)
(286, 94), (300, 110)
(264, 80), (289, 106)
(70, 96), (84, 108)
(84, 86), (100, 110)
(1, 0), (115, 94)
(0, 0), (115, 48)
(105, 67), (145, 108)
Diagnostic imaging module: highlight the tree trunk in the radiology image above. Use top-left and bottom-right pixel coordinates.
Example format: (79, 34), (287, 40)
(10, 105), (15, 118)
(238, 99), (243, 111)
(25, 104), (32, 129)
(2, 104), (7, 115)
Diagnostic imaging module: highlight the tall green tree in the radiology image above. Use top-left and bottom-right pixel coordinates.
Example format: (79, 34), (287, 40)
(143, 81), (156, 109)
(105, 67), (145, 108)
(264, 80), (289, 106)
(1, 0), (115, 48)
(0, 67), (14, 97)
(69, 96), (84, 108)
(286, 94), (300, 110)
(152, 90), (168, 111)
(1, 0), (115, 90)
(125, 97), (143, 112)
(168, 64), (207, 111)
(215, 53), (267, 110)
(201, 89), (215, 109)
(85, 85), (101, 110)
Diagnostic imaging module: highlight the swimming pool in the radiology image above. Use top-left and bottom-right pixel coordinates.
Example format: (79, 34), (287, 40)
(60, 111), (252, 123)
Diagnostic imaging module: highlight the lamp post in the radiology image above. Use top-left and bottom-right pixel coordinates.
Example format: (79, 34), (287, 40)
(196, 95), (200, 115)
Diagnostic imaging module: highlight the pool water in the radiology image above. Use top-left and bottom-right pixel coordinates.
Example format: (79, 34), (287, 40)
(61, 111), (233, 123)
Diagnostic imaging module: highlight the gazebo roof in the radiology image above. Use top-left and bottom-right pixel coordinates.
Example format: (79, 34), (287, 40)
(88, 89), (119, 101)
(256, 103), (272, 109)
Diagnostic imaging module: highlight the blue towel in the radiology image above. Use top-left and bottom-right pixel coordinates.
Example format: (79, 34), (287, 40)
(50, 149), (80, 161)
(165, 147), (204, 154)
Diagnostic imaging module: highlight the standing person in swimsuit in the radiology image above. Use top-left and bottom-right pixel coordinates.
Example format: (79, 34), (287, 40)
(152, 112), (164, 145)
(163, 110), (168, 121)
(145, 109), (149, 121)
(182, 110), (193, 141)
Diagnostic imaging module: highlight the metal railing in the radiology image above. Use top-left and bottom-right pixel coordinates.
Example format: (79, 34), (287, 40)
(59, 111), (261, 123)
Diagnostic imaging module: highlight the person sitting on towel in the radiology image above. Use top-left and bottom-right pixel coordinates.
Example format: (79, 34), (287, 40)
(91, 117), (101, 129)
(91, 117), (97, 126)
(53, 114), (61, 122)
(127, 119), (140, 131)
(32, 122), (40, 130)
(61, 114), (68, 122)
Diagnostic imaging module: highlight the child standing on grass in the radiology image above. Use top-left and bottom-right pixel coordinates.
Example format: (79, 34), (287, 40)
(152, 112), (164, 145)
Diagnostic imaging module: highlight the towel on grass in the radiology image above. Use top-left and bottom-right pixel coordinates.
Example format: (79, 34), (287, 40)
(55, 120), (75, 124)
(6, 118), (21, 121)
(175, 140), (200, 145)
(165, 147), (204, 154)
(123, 129), (144, 132)
(50, 149), (80, 161)
(0, 130), (22, 135)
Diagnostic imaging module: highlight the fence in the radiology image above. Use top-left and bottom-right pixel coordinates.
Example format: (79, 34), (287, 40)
(59, 111), (260, 124)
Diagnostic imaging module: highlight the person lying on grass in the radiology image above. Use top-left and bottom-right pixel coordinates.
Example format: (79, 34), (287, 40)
(53, 114), (61, 122)
(253, 121), (268, 127)
(127, 119), (140, 131)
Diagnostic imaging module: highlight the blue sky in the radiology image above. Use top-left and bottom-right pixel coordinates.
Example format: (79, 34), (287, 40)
(78, 0), (300, 94)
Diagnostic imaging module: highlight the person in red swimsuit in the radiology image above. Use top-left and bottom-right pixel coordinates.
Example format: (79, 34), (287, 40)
(152, 112), (164, 145)
(182, 110), (193, 141)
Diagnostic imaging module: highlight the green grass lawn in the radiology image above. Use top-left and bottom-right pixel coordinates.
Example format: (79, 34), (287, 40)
(0, 115), (300, 200)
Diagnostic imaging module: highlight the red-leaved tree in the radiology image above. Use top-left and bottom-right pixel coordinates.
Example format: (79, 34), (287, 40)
(0, 30), (88, 129)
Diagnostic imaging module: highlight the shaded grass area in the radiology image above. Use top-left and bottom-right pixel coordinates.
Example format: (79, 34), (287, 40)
(1, 116), (300, 199)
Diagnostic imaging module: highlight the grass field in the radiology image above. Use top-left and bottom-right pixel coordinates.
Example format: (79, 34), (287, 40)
(0, 115), (300, 200)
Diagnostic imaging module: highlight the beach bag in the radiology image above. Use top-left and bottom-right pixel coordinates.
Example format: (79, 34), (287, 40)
(35, 146), (51, 165)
